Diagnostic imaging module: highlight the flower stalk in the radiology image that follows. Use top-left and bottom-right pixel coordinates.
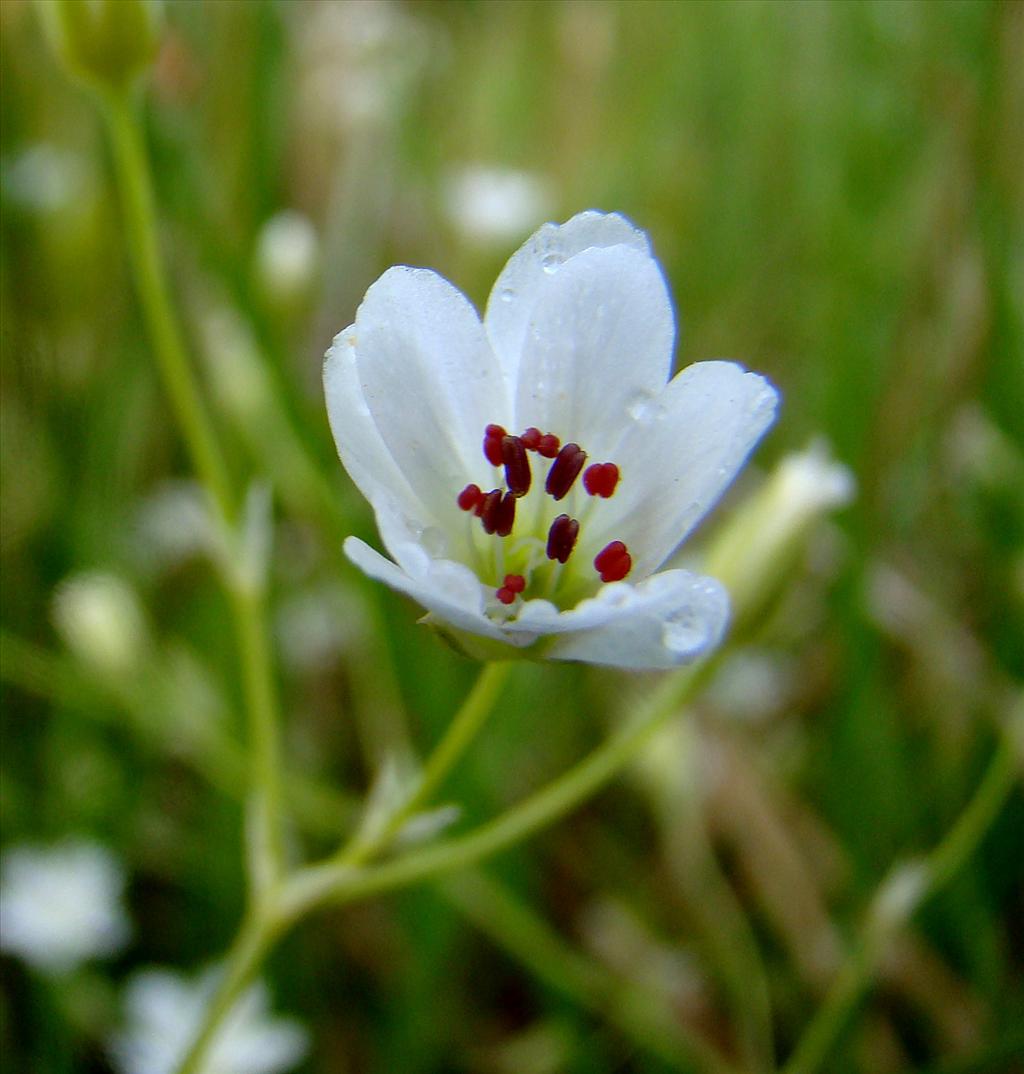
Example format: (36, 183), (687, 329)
(96, 85), (286, 897)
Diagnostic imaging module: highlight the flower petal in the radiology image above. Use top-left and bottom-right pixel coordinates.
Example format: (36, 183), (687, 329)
(593, 361), (779, 576)
(344, 537), (508, 643)
(509, 244), (675, 459)
(323, 326), (428, 524)
(353, 267), (511, 526)
(539, 570), (729, 669)
(485, 210), (653, 391)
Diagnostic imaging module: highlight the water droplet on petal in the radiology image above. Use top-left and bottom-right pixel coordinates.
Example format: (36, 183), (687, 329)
(541, 252), (563, 274)
(661, 607), (705, 654)
(626, 391), (663, 425)
(499, 287), (515, 303)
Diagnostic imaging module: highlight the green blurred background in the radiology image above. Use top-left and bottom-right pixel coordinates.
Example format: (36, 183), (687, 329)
(1, 1), (1022, 1072)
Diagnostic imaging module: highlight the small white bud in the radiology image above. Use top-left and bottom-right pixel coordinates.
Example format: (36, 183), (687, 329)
(703, 441), (854, 632)
(51, 571), (147, 676)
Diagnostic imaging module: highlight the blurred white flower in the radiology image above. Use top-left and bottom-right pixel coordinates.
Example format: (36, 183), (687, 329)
(52, 571), (147, 676)
(324, 211), (777, 668)
(254, 211), (320, 306)
(297, 0), (432, 133)
(132, 480), (211, 571)
(2, 143), (93, 215)
(443, 165), (553, 245)
(110, 968), (308, 1074)
(0, 841), (130, 975)
(275, 584), (368, 674)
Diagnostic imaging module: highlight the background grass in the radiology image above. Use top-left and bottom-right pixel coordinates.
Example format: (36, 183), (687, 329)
(1, 1), (1022, 1072)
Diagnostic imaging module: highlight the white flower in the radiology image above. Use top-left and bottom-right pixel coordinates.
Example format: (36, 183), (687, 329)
(443, 165), (553, 245)
(324, 211), (778, 669)
(110, 968), (308, 1074)
(0, 841), (130, 975)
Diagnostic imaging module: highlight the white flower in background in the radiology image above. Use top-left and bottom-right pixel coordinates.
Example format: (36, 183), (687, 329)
(324, 211), (778, 669)
(0, 841), (130, 975)
(133, 480), (211, 571)
(254, 210), (320, 305)
(444, 165), (553, 245)
(110, 968), (308, 1074)
(2, 143), (93, 215)
(51, 572), (147, 677)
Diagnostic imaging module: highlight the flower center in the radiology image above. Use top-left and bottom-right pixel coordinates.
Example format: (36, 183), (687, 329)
(456, 423), (631, 613)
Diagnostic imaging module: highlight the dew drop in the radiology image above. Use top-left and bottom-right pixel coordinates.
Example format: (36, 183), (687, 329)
(499, 287), (515, 303)
(661, 607), (704, 654)
(626, 391), (663, 425)
(541, 252), (563, 275)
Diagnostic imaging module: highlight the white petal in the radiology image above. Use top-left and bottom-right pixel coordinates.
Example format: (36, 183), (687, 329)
(485, 210), (653, 390)
(353, 267), (511, 527)
(510, 244), (675, 459)
(323, 326), (427, 525)
(544, 570), (729, 669)
(594, 361), (779, 576)
(344, 537), (508, 643)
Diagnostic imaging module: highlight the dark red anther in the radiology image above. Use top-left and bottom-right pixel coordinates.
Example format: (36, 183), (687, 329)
(501, 435), (532, 497)
(594, 540), (632, 582)
(457, 483), (483, 511)
(545, 443), (587, 501)
(483, 428), (505, 466)
(583, 462), (620, 498)
(520, 427), (542, 451)
(495, 586), (516, 605)
(479, 489), (503, 533)
(495, 491), (516, 537)
(503, 573), (526, 593)
(537, 433), (560, 458)
(546, 514), (580, 563)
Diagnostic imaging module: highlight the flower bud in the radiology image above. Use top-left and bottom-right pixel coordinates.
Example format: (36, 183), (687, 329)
(51, 571), (147, 677)
(37, 0), (163, 95)
(702, 442), (854, 634)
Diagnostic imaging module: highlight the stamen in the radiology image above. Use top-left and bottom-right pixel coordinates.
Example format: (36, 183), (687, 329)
(501, 435), (532, 497)
(594, 540), (632, 582)
(495, 586), (517, 605)
(457, 483), (483, 512)
(537, 433), (561, 459)
(503, 573), (526, 593)
(520, 427), (542, 451)
(582, 462), (620, 498)
(545, 443), (587, 500)
(479, 489), (503, 534)
(483, 424), (506, 467)
(546, 514), (580, 563)
(495, 491), (516, 537)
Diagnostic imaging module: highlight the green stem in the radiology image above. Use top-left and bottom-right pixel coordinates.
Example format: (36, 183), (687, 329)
(98, 87), (286, 894)
(174, 908), (285, 1074)
(100, 88), (235, 522)
(281, 661), (710, 920)
(178, 662), (710, 1074)
(781, 721), (1021, 1074)
(338, 661), (512, 865)
(232, 585), (287, 897)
